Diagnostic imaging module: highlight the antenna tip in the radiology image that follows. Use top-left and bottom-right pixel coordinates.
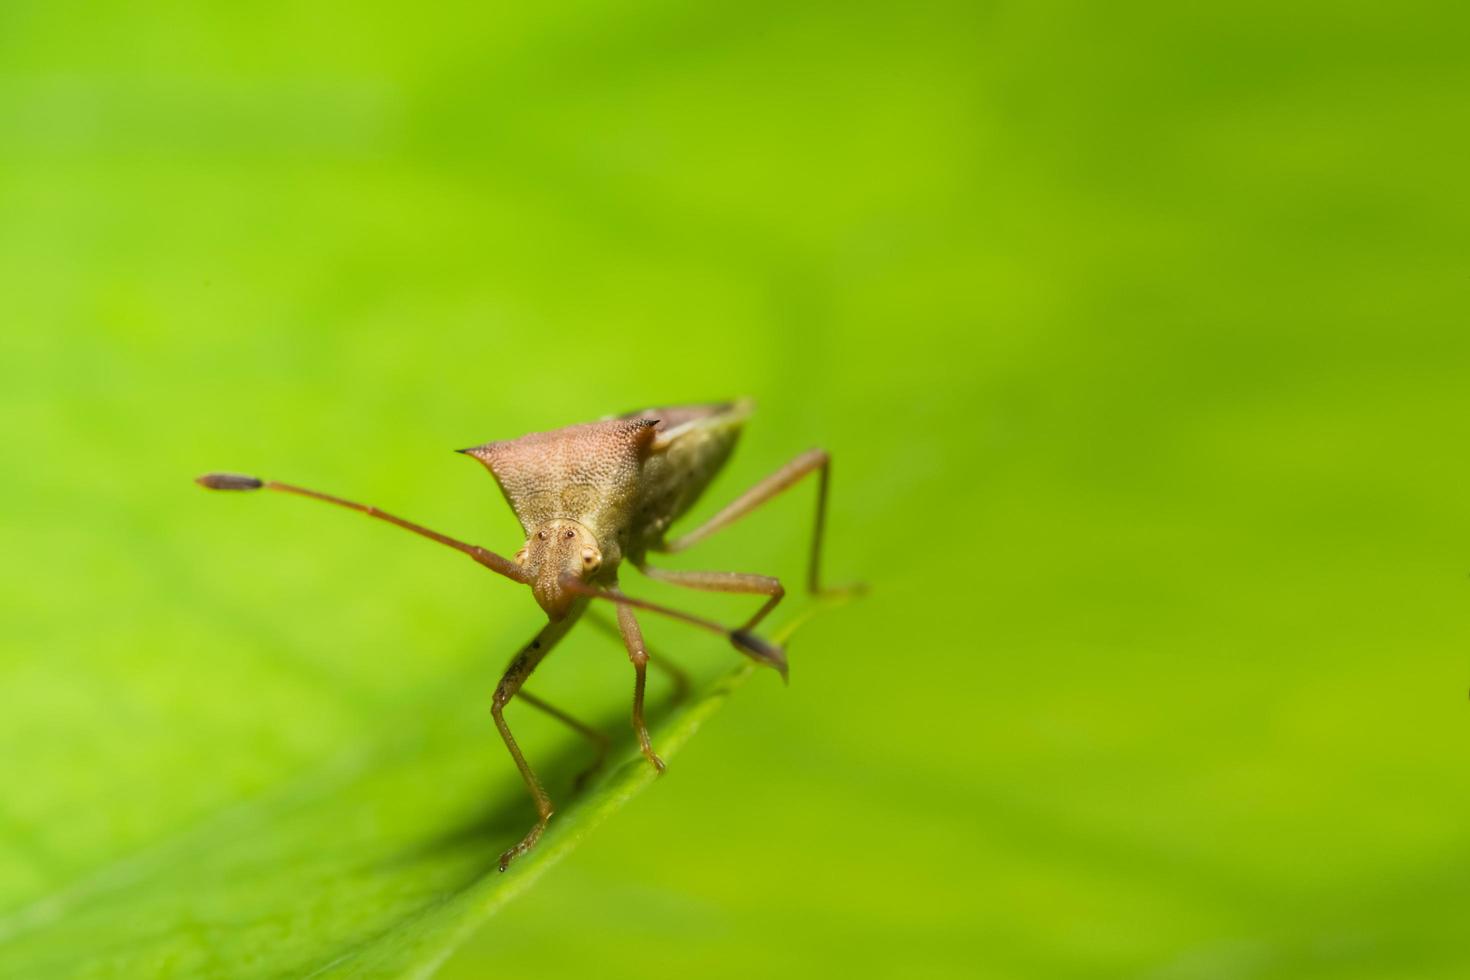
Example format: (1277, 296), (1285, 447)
(196, 472), (264, 491)
(730, 629), (788, 681)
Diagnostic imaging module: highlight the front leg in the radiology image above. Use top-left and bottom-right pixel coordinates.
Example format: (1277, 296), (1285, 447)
(586, 609), (692, 703)
(492, 608), (583, 871)
(610, 587), (666, 774)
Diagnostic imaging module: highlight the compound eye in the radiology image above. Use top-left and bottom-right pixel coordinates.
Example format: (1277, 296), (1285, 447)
(564, 529), (576, 540)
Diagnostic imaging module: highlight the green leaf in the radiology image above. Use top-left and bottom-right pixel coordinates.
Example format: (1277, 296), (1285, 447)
(0, 607), (836, 979)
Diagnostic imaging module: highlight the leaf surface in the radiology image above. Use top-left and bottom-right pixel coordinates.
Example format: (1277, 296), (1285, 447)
(0, 606), (839, 978)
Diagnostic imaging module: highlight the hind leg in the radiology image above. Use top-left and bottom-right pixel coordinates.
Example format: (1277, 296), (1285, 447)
(657, 449), (861, 596)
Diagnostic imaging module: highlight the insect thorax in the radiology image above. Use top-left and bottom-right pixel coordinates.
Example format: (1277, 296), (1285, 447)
(463, 402), (749, 563)
(463, 417), (657, 565)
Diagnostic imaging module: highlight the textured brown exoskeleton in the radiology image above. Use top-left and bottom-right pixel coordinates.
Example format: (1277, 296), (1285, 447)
(196, 400), (857, 869)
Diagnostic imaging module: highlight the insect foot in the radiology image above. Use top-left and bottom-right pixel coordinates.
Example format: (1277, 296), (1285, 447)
(498, 815), (551, 872)
(729, 630), (788, 682)
(641, 746), (667, 774)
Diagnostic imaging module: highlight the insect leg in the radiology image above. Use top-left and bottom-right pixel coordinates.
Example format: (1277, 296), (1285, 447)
(635, 566), (785, 632)
(492, 609), (582, 871)
(587, 609), (692, 703)
(655, 449), (859, 596)
(514, 690), (610, 793)
(559, 577), (788, 680)
(610, 590), (665, 774)
(194, 474), (526, 583)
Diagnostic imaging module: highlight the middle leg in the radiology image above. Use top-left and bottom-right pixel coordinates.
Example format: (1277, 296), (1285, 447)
(636, 565), (786, 633)
(557, 576), (789, 680)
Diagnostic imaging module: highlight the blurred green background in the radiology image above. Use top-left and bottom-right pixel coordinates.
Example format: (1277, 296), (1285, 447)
(2, 1), (1466, 977)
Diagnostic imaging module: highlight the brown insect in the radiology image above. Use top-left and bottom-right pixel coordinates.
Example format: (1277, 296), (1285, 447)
(196, 400), (857, 870)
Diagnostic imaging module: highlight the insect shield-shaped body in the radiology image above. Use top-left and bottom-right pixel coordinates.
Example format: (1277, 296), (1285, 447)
(462, 404), (750, 618)
(195, 399), (855, 870)
(459, 416), (658, 619)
